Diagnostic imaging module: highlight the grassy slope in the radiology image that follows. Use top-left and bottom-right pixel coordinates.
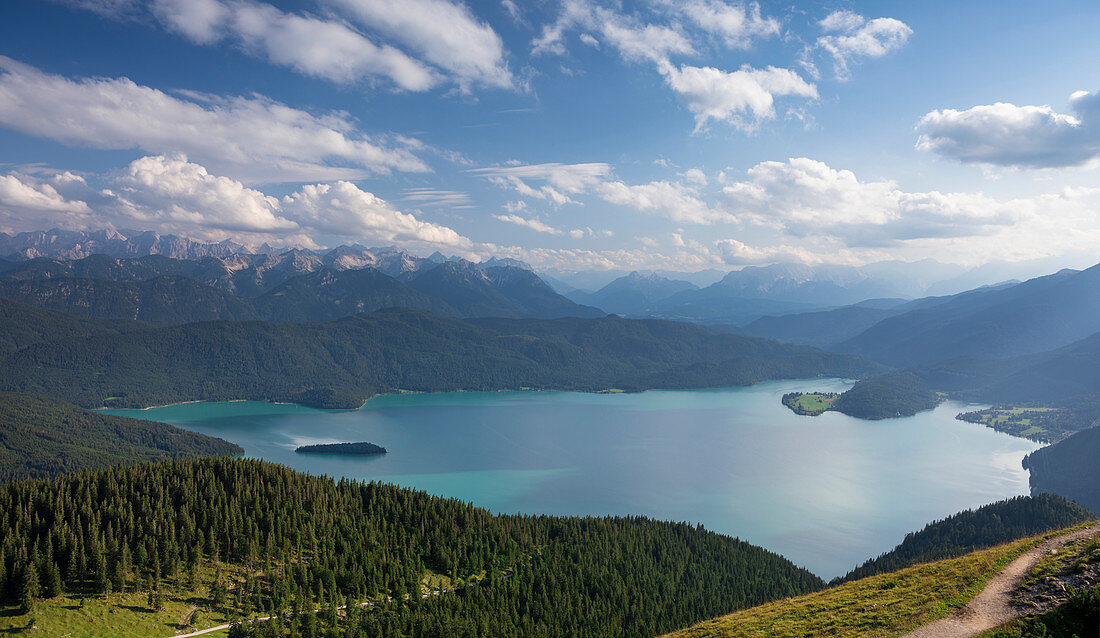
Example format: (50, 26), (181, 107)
(663, 527), (1092, 638)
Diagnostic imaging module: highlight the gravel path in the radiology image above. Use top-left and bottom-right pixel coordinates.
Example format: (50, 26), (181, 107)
(901, 522), (1100, 638)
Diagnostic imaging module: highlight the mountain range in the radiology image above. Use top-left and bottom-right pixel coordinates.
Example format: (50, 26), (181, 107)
(0, 252), (601, 322)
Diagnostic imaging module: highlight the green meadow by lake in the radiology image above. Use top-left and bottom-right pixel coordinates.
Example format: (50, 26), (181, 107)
(103, 378), (1040, 579)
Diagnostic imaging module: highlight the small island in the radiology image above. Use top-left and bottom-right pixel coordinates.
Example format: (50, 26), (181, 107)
(295, 442), (388, 455)
(782, 392), (840, 416)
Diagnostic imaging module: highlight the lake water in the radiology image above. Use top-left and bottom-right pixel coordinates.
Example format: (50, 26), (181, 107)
(102, 378), (1041, 579)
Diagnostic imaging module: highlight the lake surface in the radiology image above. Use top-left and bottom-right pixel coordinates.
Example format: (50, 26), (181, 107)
(103, 378), (1041, 579)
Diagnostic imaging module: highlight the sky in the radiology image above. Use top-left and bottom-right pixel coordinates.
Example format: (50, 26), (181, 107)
(0, 0), (1098, 273)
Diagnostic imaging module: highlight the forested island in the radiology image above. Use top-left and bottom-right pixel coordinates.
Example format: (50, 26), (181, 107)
(830, 372), (942, 420)
(296, 442), (387, 455)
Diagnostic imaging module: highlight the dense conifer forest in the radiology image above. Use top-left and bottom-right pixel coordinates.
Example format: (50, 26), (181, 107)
(0, 307), (875, 409)
(0, 392), (241, 481)
(0, 458), (823, 637)
(838, 495), (1094, 583)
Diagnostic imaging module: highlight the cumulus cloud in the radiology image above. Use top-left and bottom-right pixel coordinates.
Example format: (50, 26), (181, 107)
(325, 0), (513, 90)
(813, 10), (912, 79)
(151, 0), (437, 90)
(0, 57), (428, 183)
(532, 0), (810, 131)
(281, 181), (472, 249)
(111, 154), (292, 233)
(916, 90), (1100, 169)
(658, 62), (818, 130)
(596, 180), (730, 224)
(675, 0), (779, 48)
(0, 173), (91, 215)
(1, 155), (472, 251)
(722, 157), (1025, 245)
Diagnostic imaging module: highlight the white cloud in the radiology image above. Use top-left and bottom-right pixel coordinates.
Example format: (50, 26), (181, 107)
(151, 0), (438, 90)
(0, 57), (428, 183)
(493, 214), (565, 235)
(916, 90), (1100, 169)
(596, 179), (730, 224)
(470, 162), (611, 204)
(813, 11), (912, 79)
(112, 154), (292, 233)
(532, 1), (809, 132)
(658, 62), (817, 130)
(401, 188), (474, 207)
(722, 157), (1026, 245)
(676, 0), (779, 48)
(600, 21), (694, 64)
(282, 181), (472, 249)
(325, 0), (513, 91)
(714, 238), (826, 265)
(1, 155), (472, 251)
(681, 168), (708, 186)
(0, 173), (91, 215)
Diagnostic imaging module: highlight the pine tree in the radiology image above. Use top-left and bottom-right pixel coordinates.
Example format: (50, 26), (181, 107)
(19, 563), (39, 614)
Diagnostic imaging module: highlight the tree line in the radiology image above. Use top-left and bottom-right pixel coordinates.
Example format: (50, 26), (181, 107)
(0, 457), (824, 636)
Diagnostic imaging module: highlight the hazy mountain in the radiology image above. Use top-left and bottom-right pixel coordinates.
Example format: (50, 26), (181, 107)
(702, 260), (965, 307)
(840, 265), (1100, 367)
(0, 276), (258, 323)
(252, 267), (456, 321)
(644, 287), (818, 325)
(737, 305), (905, 347)
(406, 260), (603, 319)
(542, 268), (724, 293)
(567, 271), (697, 315)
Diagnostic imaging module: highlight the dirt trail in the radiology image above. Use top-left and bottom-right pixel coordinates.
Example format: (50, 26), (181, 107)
(901, 522), (1100, 638)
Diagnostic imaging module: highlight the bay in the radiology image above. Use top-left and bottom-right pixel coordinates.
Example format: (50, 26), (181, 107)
(102, 378), (1040, 579)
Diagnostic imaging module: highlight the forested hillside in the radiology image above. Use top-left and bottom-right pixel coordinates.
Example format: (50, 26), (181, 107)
(0, 298), (140, 354)
(0, 458), (824, 637)
(0, 308), (877, 409)
(0, 393), (240, 481)
(1025, 425), (1100, 514)
(840, 266), (1100, 367)
(839, 495), (1094, 582)
(0, 276), (259, 322)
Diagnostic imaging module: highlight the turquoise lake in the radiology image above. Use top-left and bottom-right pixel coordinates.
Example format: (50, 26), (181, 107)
(102, 378), (1041, 579)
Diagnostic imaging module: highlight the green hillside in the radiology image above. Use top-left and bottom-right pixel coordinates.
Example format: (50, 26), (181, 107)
(1025, 424), (1100, 514)
(0, 298), (140, 354)
(663, 528), (1089, 638)
(0, 458), (823, 637)
(0, 392), (241, 482)
(0, 308), (877, 409)
(839, 495), (1094, 582)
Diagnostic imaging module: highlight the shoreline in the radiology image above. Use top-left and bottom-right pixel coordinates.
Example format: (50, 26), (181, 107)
(96, 377), (859, 413)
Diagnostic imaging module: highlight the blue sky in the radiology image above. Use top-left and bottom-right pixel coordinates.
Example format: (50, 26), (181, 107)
(1, 0), (1098, 272)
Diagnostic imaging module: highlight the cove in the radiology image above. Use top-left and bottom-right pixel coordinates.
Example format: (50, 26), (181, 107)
(101, 378), (1040, 579)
